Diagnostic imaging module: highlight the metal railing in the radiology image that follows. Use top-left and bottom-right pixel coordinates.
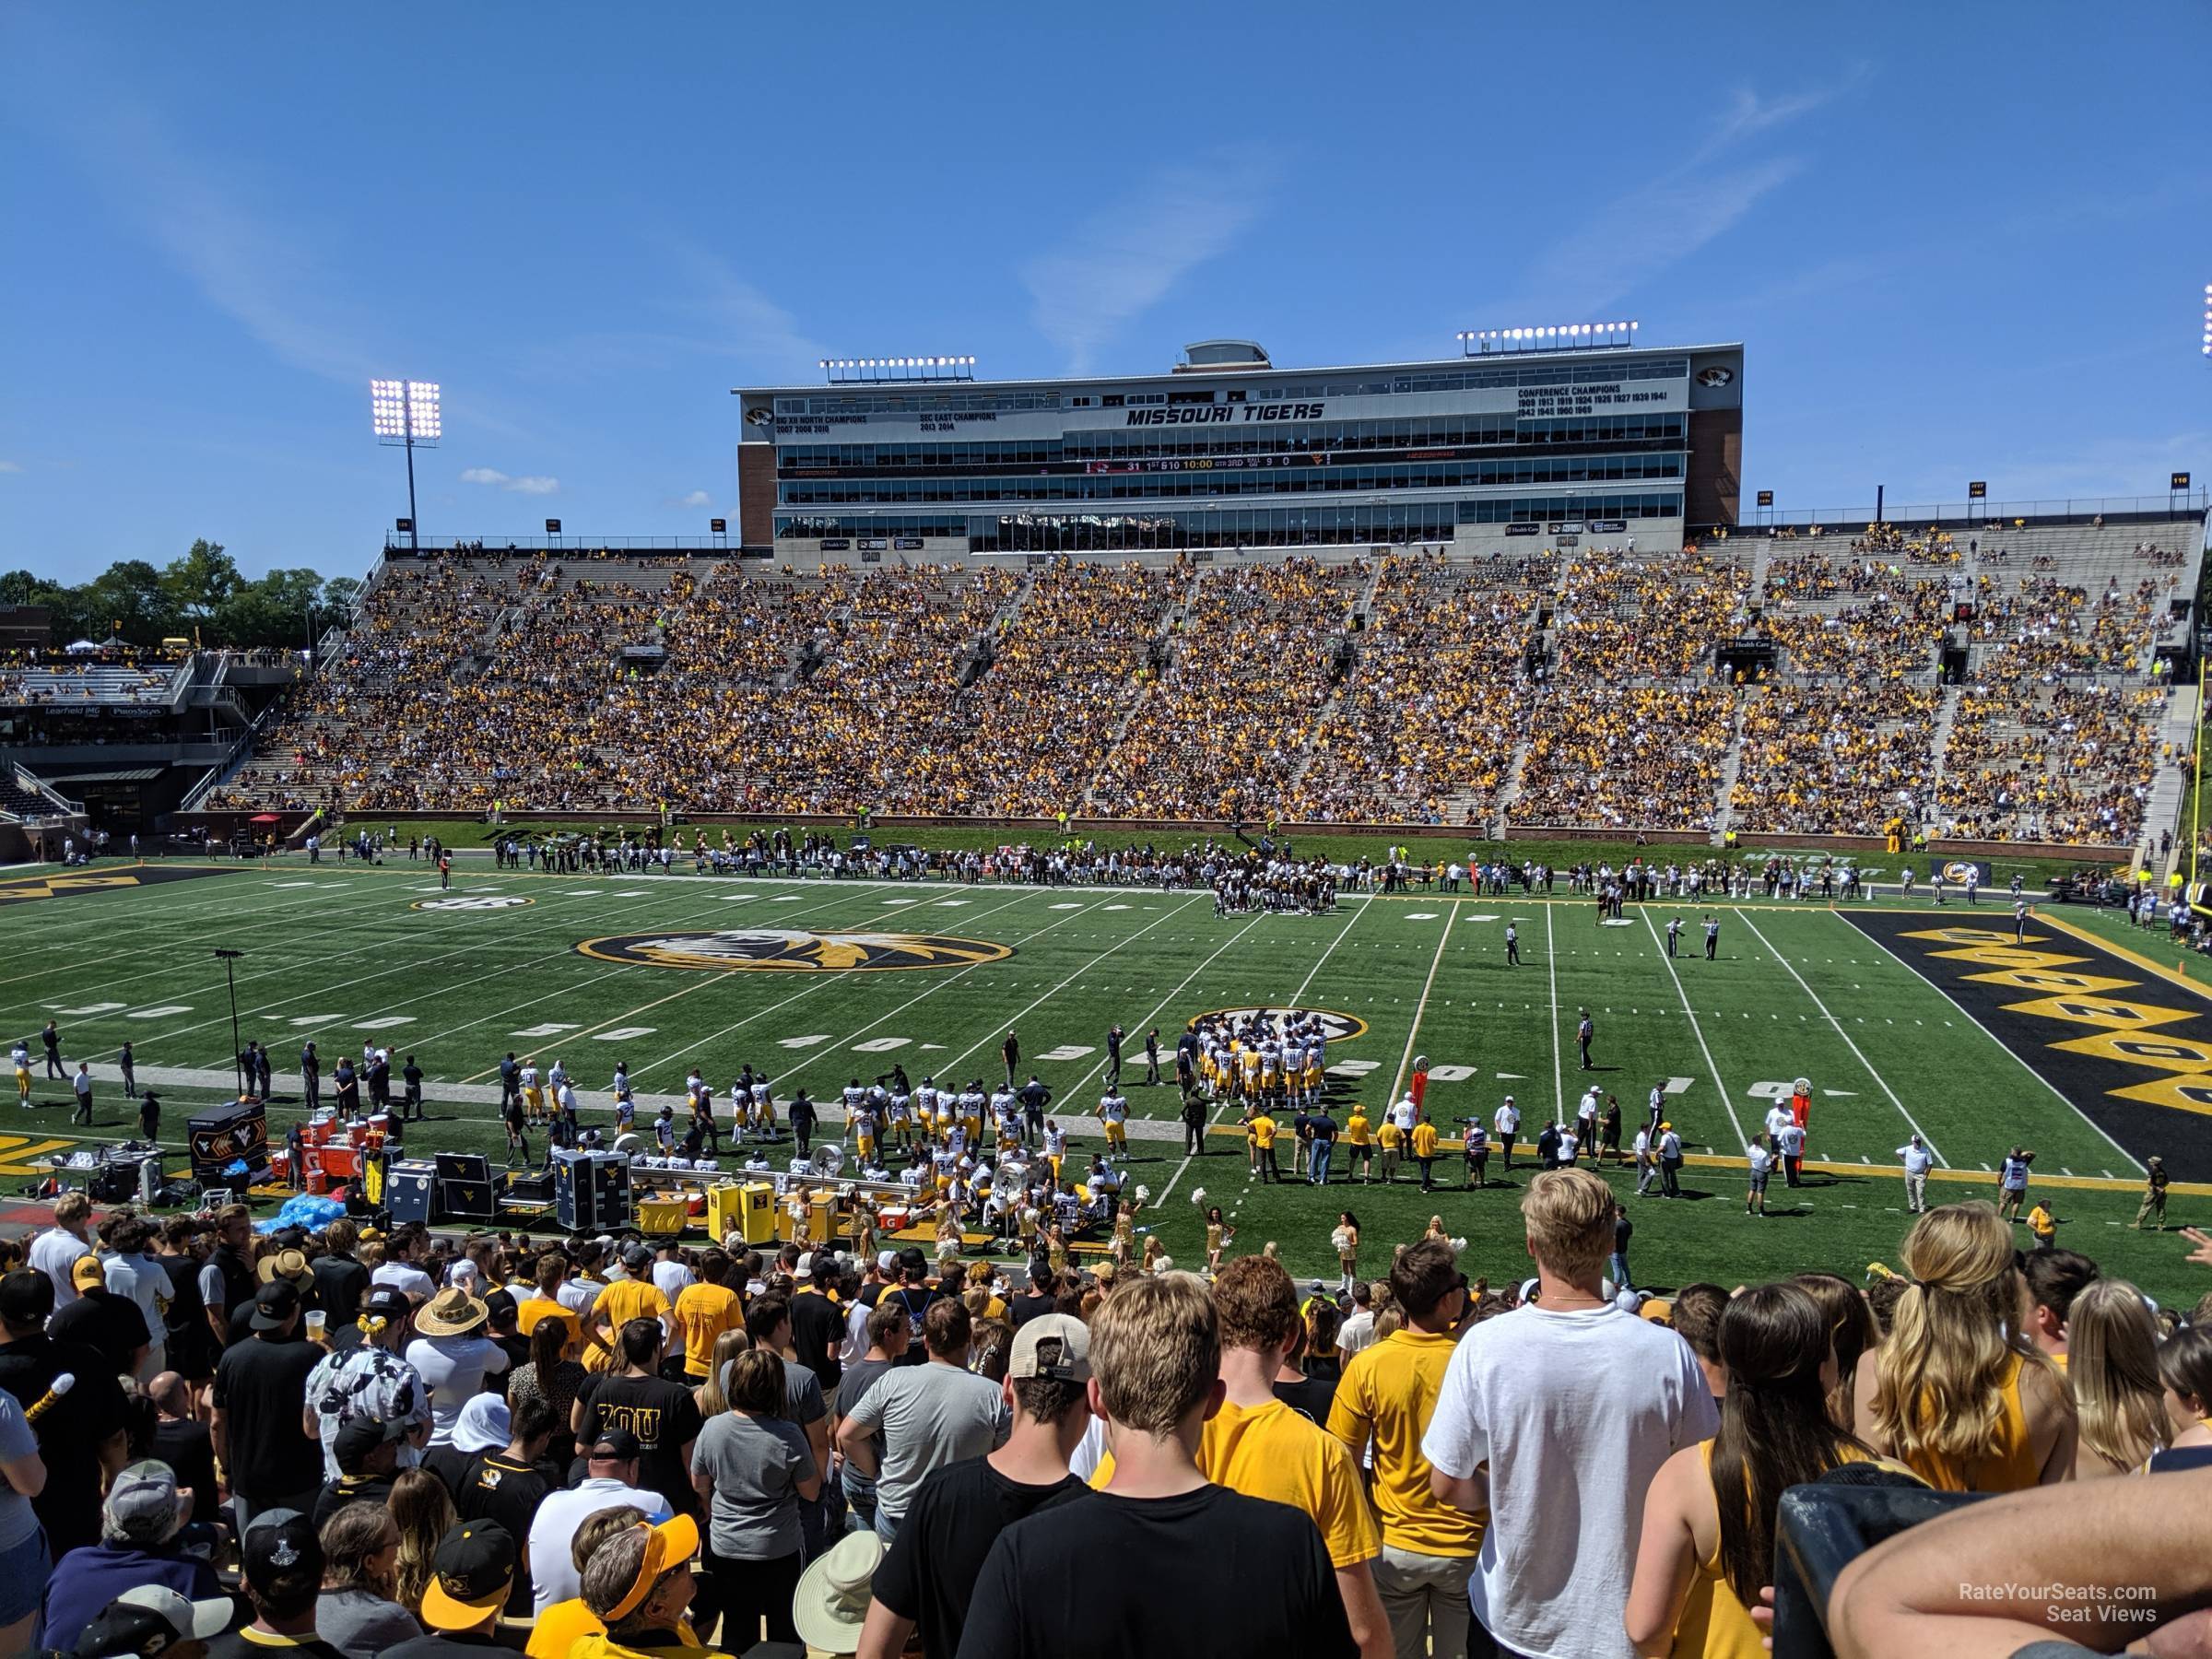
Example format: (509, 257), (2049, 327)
(381, 536), (738, 554)
(1716, 492), (2207, 535)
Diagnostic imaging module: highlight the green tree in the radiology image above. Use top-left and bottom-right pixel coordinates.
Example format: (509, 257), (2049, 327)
(81, 559), (173, 645)
(160, 539), (241, 630)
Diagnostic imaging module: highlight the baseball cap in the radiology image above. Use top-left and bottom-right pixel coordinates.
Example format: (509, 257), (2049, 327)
(420, 1521), (518, 1631)
(1007, 1313), (1090, 1382)
(251, 1279), (301, 1332)
(102, 1461), (189, 1545)
(590, 1427), (643, 1462)
(359, 1284), (411, 1322)
(0, 1268), (53, 1326)
(73, 1586), (231, 1657)
(241, 1511), (323, 1602)
(794, 1252), (815, 1281)
(71, 1255), (106, 1291)
(876, 1250), (898, 1273)
(334, 1411), (405, 1473)
(621, 1243), (653, 1272)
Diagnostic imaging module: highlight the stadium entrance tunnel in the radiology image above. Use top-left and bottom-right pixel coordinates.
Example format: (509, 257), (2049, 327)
(1841, 909), (2212, 1179)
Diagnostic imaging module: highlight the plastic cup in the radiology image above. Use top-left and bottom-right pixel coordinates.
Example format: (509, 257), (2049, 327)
(304, 1310), (326, 1342)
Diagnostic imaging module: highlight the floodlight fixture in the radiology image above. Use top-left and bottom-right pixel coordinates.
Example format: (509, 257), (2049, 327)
(371, 378), (441, 550)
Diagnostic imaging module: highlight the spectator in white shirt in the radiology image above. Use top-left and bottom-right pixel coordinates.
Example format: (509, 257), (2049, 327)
(1335, 1282), (1378, 1360)
(1896, 1134), (1934, 1213)
(1423, 1169), (1718, 1659)
(99, 1215), (170, 1380)
(371, 1230), (437, 1304)
(28, 1193), (94, 1307)
(403, 1287), (512, 1445)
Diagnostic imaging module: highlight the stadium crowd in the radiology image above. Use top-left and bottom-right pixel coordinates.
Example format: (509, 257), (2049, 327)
(208, 524), (2187, 848)
(0, 1171), (2206, 1659)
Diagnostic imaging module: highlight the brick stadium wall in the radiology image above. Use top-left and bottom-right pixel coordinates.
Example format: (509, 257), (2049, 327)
(737, 444), (777, 547)
(1686, 407), (1743, 526)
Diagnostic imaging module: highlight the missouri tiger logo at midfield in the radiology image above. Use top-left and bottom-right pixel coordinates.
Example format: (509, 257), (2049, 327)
(577, 929), (1015, 973)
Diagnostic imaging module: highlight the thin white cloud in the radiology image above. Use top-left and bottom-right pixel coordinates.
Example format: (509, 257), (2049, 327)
(1021, 150), (1275, 374)
(679, 490), (712, 508)
(461, 467), (559, 495)
(1492, 73), (1863, 319)
(0, 461), (21, 475)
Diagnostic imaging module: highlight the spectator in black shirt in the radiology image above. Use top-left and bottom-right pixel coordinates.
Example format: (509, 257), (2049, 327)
(212, 1282), (326, 1535)
(482, 1289), (530, 1375)
(155, 1219), (218, 1387)
(382, 1520), (521, 1656)
(402, 1054), (425, 1121)
(205, 1512), (347, 1659)
(150, 1371), (219, 1527)
(51, 1255), (152, 1378)
(312, 1222), (371, 1333)
(859, 1314), (1094, 1659)
(454, 1395), (556, 1615)
(786, 1270), (844, 1397)
(573, 1319), (703, 1518)
(880, 1253), (939, 1369)
(957, 1274), (1356, 1659)
(0, 1268), (128, 1558)
(1007, 1268), (1057, 1329)
(313, 1413), (405, 1532)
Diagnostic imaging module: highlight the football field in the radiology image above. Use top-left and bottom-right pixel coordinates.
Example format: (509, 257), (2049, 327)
(5, 858), (2208, 1305)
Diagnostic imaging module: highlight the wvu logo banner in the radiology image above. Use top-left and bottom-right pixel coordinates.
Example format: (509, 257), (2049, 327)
(577, 929), (1015, 973)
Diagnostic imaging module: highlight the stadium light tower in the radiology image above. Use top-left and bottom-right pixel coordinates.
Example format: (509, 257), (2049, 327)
(371, 381), (441, 551)
(2202, 282), (2210, 358)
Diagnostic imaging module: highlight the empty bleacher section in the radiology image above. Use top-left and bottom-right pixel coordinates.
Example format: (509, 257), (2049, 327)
(203, 512), (2203, 852)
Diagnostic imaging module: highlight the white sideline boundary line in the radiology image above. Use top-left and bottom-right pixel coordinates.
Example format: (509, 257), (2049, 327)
(1641, 907), (1747, 1154)
(1733, 908), (1946, 1166)
(1834, 911), (2147, 1176)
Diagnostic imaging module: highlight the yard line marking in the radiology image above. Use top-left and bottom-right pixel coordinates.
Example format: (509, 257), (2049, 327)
(1000, 896), (1232, 1105)
(1839, 914), (2147, 1176)
(610, 888), (1050, 1087)
(110, 877), (714, 1056)
(1640, 908), (1747, 1154)
(168, 875), (901, 1070)
(0, 877), (418, 1010)
(1159, 897), (1373, 1209)
(1733, 910), (1945, 1166)
(1390, 900), (1461, 1106)
(702, 888), (1095, 1092)
(1543, 905), (1566, 1120)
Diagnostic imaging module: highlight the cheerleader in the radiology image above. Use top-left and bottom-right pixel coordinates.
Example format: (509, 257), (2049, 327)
(1205, 1206), (1233, 1277)
(1331, 1210), (1361, 1297)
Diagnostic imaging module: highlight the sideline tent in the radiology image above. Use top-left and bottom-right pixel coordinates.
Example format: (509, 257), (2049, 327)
(62, 640), (101, 654)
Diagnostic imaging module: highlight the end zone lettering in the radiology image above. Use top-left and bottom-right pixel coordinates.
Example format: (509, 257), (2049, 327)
(1126, 403), (1325, 426)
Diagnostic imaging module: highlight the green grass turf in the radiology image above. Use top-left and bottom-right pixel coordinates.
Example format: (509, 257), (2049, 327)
(6, 862), (2205, 1305)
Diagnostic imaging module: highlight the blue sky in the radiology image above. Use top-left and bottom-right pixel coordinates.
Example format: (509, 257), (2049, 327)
(3, 3), (2208, 583)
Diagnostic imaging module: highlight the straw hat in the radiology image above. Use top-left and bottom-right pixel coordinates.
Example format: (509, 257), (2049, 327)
(257, 1248), (314, 1292)
(794, 1530), (885, 1654)
(414, 1285), (488, 1338)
